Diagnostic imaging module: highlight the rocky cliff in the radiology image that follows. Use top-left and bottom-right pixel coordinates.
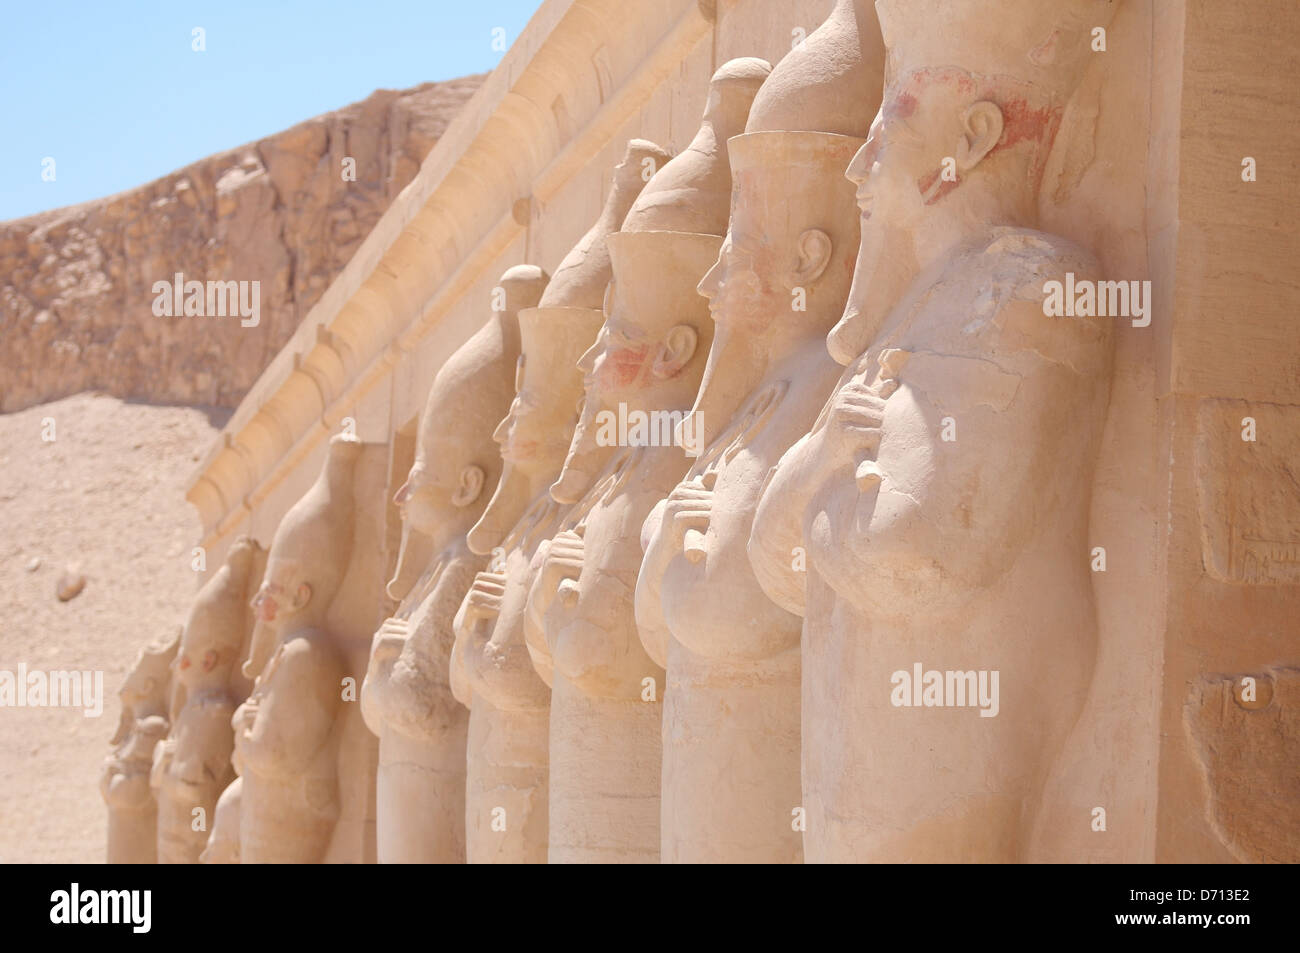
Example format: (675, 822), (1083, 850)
(0, 75), (484, 412)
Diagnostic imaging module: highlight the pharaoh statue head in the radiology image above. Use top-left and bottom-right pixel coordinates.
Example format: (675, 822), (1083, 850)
(174, 537), (265, 696)
(243, 434), (364, 679)
(827, 0), (1119, 363)
(550, 59), (769, 500)
(386, 275), (531, 602)
(685, 131), (865, 450)
(110, 631), (180, 752)
(587, 230), (719, 425)
(459, 266), (563, 556)
(548, 138), (671, 503)
(496, 304), (606, 484)
(102, 628), (180, 833)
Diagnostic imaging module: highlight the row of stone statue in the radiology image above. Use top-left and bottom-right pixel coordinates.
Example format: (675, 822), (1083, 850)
(103, 0), (1122, 863)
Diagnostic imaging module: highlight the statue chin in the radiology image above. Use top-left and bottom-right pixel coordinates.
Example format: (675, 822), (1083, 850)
(549, 465), (592, 504)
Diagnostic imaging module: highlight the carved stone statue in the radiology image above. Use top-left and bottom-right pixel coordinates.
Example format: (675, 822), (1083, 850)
(358, 264), (534, 863)
(153, 536), (265, 863)
(233, 434), (362, 863)
(527, 230), (725, 861)
(526, 58), (767, 862)
(453, 292), (626, 862)
(636, 132), (866, 863)
(448, 139), (673, 864)
(101, 631), (178, 864)
(749, 0), (1118, 862)
(634, 3), (881, 864)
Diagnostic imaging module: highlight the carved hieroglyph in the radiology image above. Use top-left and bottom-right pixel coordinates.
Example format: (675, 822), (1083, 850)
(750, 0), (1118, 862)
(233, 435), (362, 863)
(154, 536), (264, 864)
(1185, 668), (1300, 862)
(358, 267), (530, 864)
(1195, 399), (1300, 586)
(635, 1), (880, 864)
(101, 632), (178, 864)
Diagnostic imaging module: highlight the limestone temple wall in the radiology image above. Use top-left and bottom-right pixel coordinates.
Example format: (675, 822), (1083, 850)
(126, 0), (1299, 863)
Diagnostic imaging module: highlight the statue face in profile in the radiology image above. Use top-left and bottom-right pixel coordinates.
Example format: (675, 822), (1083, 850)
(696, 192), (837, 343)
(698, 226), (773, 339)
(581, 284), (654, 404)
(393, 435), (485, 540)
(493, 354), (573, 475)
(829, 72), (1041, 363)
(577, 279), (698, 408)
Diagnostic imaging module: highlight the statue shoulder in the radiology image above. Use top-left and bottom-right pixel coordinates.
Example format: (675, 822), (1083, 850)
(274, 629), (344, 680)
(966, 226), (1100, 284)
(937, 227), (1111, 373)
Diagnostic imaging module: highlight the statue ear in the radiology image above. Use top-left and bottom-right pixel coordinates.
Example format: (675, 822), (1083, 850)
(652, 325), (699, 379)
(293, 582), (312, 610)
(955, 100), (1004, 172)
(789, 228), (832, 287)
(452, 464), (486, 507)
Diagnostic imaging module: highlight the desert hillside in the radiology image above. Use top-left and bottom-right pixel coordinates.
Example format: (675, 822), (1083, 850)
(0, 394), (227, 862)
(0, 77), (484, 863)
(0, 75), (484, 413)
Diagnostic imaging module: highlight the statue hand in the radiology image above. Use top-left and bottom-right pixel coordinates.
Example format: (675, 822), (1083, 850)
(538, 530), (584, 612)
(827, 371), (907, 495)
(664, 475), (714, 564)
(457, 570), (507, 640)
(369, 617), (411, 667)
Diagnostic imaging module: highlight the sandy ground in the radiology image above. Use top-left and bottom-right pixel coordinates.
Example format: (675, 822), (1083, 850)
(0, 392), (226, 863)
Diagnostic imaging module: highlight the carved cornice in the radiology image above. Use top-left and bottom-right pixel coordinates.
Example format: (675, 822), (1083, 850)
(186, 0), (713, 545)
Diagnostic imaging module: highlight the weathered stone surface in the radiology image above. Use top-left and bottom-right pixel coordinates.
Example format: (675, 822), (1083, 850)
(0, 76), (483, 413)
(1185, 669), (1300, 863)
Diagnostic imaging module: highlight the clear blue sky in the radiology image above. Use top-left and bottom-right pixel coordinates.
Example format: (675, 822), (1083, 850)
(0, 0), (542, 221)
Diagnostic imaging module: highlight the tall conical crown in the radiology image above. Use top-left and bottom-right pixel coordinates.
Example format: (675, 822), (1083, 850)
(745, 0), (884, 137)
(621, 57), (770, 235)
(266, 434), (363, 608)
(183, 536), (265, 661)
(876, 0), (1117, 104)
(540, 138), (669, 310)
